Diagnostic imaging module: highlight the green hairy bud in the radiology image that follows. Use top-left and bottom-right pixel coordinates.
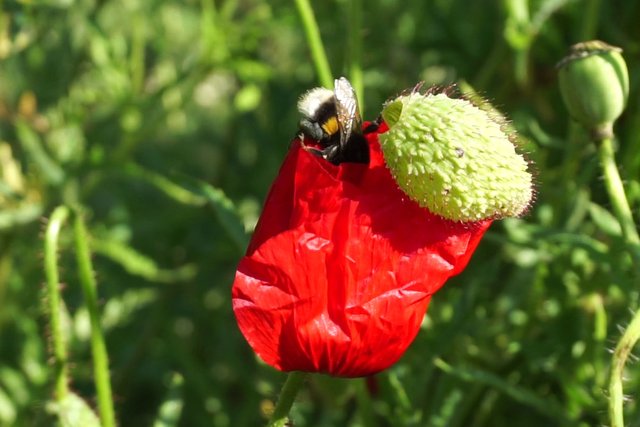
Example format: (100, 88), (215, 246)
(379, 91), (533, 222)
(557, 40), (629, 139)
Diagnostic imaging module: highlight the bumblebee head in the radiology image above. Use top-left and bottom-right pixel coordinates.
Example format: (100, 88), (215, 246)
(296, 77), (368, 165)
(297, 87), (340, 143)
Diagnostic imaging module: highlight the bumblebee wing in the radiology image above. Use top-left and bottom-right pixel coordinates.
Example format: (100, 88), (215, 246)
(333, 77), (362, 148)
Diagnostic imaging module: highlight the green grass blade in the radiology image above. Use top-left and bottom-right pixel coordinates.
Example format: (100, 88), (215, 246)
(73, 212), (117, 427)
(92, 238), (197, 283)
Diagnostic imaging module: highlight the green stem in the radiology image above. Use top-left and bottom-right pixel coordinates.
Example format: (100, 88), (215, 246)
(592, 293), (608, 389)
(596, 135), (640, 427)
(609, 308), (640, 427)
(348, 0), (363, 113)
(293, 0), (333, 87)
(355, 378), (375, 427)
(503, 0), (530, 90)
(266, 371), (308, 427)
(579, 0), (601, 40)
(596, 137), (640, 246)
(73, 212), (117, 427)
(44, 206), (70, 401)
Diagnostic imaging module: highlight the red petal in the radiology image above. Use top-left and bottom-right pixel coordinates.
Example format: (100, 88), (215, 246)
(232, 124), (491, 377)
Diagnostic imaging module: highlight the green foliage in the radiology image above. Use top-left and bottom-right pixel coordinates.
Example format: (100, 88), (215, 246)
(1, 0), (640, 426)
(153, 373), (185, 427)
(51, 392), (102, 427)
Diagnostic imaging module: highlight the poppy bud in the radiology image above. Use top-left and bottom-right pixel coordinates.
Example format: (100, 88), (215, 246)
(557, 40), (629, 139)
(380, 91), (533, 222)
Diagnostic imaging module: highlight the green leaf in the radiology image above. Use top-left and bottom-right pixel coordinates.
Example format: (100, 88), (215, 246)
(52, 393), (101, 427)
(124, 163), (207, 207)
(168, 174), (249, 251)
(588, 202), (622, 237)
(0, 202), (42, 230)
(194, 180), (249, 250)
(428, 388), (463, 427)
(153, 373), (184, 427)
(15, 120), (65, 185)
(123, 164), (248, 251)
(0, 367), (29, 408)
(0, 385), (17, 426)
(92, 238), (197, 283)
(101, 288), (158, 330)
(531, 0), (574, 32)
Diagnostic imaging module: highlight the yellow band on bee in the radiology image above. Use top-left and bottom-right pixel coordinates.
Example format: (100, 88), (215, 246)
(322, 116), (339, 136)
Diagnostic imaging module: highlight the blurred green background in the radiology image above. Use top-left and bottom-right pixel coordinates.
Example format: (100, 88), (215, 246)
(1, 0), (640, 425)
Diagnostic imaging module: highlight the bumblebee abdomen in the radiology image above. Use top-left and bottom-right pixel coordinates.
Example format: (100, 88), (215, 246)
(321, 116), (339, 138)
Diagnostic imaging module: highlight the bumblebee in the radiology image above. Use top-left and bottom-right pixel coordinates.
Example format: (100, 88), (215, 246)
(297, 77), (370, 165)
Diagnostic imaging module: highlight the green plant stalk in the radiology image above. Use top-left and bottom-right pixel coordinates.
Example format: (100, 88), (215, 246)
(348, 0), (363, 113)
(266, 371), (308, 427)
(44, 206), (70, 401)
(74, 213), (117, 427)
(293, 0), (332, 87)
(503, 0), (530, 90)
(593, 294), (608, 389)
(609, 309), (640, 427)
(597, 137), (640, 246)
(513, 49), (530, 90)
(355, 378), (375, 427)
(597, 136), (640, 427)
(579, 0), (601, 40)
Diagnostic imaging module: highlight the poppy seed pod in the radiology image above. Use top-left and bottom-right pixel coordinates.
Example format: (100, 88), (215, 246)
(557, 40), (629, 139)
(380, 92), (533, 222)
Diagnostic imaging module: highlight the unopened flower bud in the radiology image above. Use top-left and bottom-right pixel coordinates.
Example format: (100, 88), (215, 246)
(557, 40), (629, 139)
(380, 91), (533, 222)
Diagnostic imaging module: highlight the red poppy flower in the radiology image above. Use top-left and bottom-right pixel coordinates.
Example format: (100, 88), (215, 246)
(232, 123), (491, 377)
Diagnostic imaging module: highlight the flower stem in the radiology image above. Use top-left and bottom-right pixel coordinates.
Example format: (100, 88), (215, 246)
(348, 0), (363, 113)
(266, 371), (308, 427)
(596, 135), (640, 427)
(73, 212), (117, 427)
(44, 205), (70, 401)
(596, 137), (640, 247)
(579, 0), (601, 40)
(355, 378), (375, 427)
(609, 308), (640, 427)
(293, 0), (333, 87)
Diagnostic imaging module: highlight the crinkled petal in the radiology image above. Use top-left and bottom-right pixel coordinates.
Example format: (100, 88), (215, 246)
(232, 125), (491, 377)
